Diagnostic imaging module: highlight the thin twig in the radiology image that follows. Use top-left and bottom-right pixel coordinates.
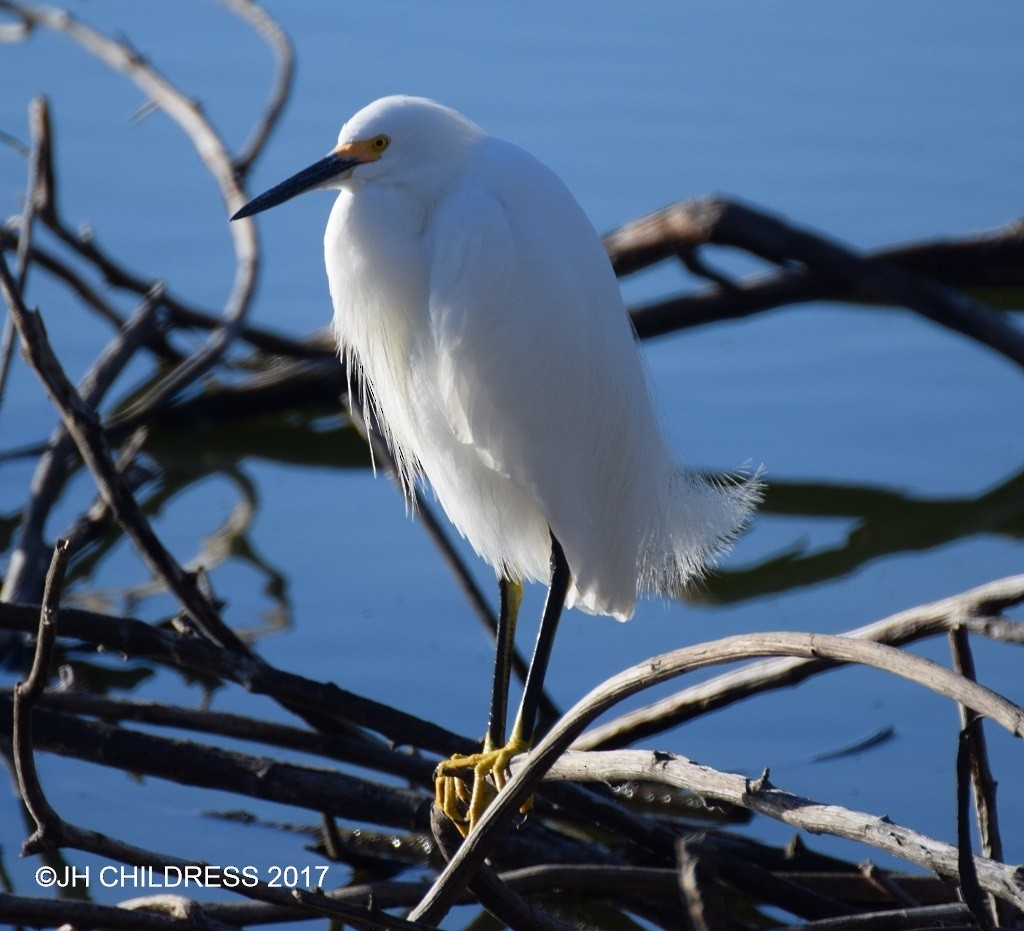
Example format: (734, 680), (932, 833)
(0, 225), (183, 358)
(2, 288), (163, 604)
(0, 251), (250, 656)
(786, 902), (975, 931)
(948, 628), (1006, 867)
(956, 723), (992, 930)
(950, 628), (1011, 927)
(0, 95), (50, 418)
(55, 430), (154, 560)
(0, 0), (260, 422)
(11, 538), (70, 849)
(218, 0), (294, 177)
(430, 803), (576, 931)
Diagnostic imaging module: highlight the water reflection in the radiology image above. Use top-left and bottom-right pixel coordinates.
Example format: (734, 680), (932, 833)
(30, 407), (1020, 620)
(710, 469), (1024, 603)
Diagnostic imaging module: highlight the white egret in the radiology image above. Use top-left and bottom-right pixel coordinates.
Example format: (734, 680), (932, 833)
(232, 95), (760, 829)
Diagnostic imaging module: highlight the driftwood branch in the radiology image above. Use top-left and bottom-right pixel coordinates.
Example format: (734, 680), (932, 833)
(6, 546), (434, 931)
(577, 573), (1024, 750)
(0, 251), (249, 656)
(607, 198), (1024, 368)
(219, 0), (294, 178)
(0, 0), (260, 425)
(0, 95), (50, 418)
(1, 286), (164, 604)
(525, 750), (1023, 912)
(410, 629), (1024, 923)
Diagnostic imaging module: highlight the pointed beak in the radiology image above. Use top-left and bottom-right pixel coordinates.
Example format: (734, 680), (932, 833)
(231, 152), (362, 221)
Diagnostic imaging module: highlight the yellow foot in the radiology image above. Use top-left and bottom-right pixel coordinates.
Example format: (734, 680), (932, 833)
(434, 737), (528, 835)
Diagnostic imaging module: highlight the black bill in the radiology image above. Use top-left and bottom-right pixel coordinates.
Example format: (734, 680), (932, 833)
(231, 153), (361, 220)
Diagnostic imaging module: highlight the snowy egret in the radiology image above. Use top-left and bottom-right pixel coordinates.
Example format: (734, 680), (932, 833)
(232, 95), (760, 829)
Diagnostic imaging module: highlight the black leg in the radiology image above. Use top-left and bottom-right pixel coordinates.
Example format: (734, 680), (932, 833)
(485, 577), (522, 751)
(511, 532), (570, 747)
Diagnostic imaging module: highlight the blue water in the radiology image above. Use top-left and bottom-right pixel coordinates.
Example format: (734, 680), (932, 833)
(2, 1), (1023, 925)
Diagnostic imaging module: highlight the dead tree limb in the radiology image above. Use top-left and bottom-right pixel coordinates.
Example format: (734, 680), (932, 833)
(522, 750), (1024, 913)
(0, 95), (50, 417)
(0, 251), (250, 656)
(0, 600), (470, 754)
(25, 689), (434, 784)
(410, 630), (1024, 924)
(219, 0), (293, 178)
(11, 539), (70, 849)
(0, 0), (260, 424)
(2, 287), (163, 604)
(608, 198), (1024, 368)
(577, 573), (1024, 750)
(950, 628), (1013, 928)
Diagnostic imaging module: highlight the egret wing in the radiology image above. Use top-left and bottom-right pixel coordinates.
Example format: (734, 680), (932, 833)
(429, 144), (636, 503)
(424, 141), (658, 613)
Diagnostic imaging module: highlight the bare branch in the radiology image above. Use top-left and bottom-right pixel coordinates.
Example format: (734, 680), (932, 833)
(0, 95), (51, 418)
(2, 288), (163, 604)
(430, 803), (576, 931)
(523, 749), (1024, 913)
(218, 0), (294, 177)
(950, 628), (1013, 928)
(12, 538), (70, 849)
(577, 574), (1024, 750)
(956, 723), (992, 930)
(786, 902), (975, 931)
(0, 0), (260, 421)
(32, 689), (434, 785)
(410, 630), (1024, 924)
(0, 599), (471, 755)
(676, 837), (730, 931)
(609, 198), (1024, 368)
(0, 251), (250, 656)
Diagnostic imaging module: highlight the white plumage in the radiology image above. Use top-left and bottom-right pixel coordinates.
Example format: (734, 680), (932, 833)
(317, 96), (759, 619)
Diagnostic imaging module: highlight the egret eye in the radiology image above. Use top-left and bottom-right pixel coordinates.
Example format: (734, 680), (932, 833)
(371, 134), (390, 152)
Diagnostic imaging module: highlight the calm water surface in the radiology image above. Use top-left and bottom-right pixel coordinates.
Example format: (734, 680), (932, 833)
(2, 1), (1023, 924)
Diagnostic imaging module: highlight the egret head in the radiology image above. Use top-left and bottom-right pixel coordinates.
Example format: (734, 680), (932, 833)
(231, 96), (482, 221)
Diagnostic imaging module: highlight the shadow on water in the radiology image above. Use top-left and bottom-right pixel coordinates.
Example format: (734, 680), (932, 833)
(154, 410), (1024, 608)
(708, 469), (1024, 604)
